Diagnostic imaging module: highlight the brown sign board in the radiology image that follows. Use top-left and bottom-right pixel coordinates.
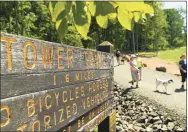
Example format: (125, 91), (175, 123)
(0, 33), (114, 132)
(1, 69), (112, 99)
(1, 33), (112, 75)
(109, 110), (116, 132)
(57, 99), (113, 132)
(78, 105), (112, 132)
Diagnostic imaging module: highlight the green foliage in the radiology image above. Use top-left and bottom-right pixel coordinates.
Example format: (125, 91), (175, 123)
(115, 2), (185, 53)
(117, 6), (133, 30)
(1, 1), (185, 52)
(137, 2), (168, 51)
(72, 2), (91, 39)
(164, 8), (185, 47)
(0, 1), (84, 47)
(0, 1), (60, 41)
(157, 36), (168, 50)
(158, 46), (186, 63)
(138, 46), (186, 63)
(56, 18), (68, 40)
(49, 1), (154, 40)
(62, 25), (83, 47)
(95, 2), (116, 28)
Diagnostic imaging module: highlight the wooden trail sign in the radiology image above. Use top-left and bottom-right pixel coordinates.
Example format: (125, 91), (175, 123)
(0, 33), (115, 132)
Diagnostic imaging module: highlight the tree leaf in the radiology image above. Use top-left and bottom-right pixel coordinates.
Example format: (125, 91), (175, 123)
(116, 2), (145, 12)
(108, 12), (117, 24)
(96, 15), (108, 28)
(108, 12), (117, 21)
(117, 6), (133, 30)
(134, 12), (141, 22)
(142, 13), (146, 20)
(87, 1), (96, 16)
(48, 2), (57, 15)
(95, 2), (116, 28)
(56, 2), (72, 21)
(67, 11), (73, 23)
(52, 2), (72, 22)
(143, 4), (154, 16)
(49, 2), (72, 22)
(109, 1), (119, 8)
(110, 18), (117, 24)
(95, 2), (116, 16)
(56, 17), (68, 40)
(72, 2), (91, 38)
(51, 2), (66, 22)
(116, 2), (154, 17)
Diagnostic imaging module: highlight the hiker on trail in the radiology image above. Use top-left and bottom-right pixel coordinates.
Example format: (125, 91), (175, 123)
(116, 50), (121, 66)
(129, 54), (139, 88)
(136, 54), (143, 81)
(179, 54), (187, 90)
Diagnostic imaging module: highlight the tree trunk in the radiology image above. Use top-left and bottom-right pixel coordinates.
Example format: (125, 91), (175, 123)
(136, 24), (139, 53)
(16, 2), (18, 35)
(125, 31), (127, 51)
(21, 2), (25, 35)
(132, 30), (135, 53)
(156, 33), (158, 56)
(128, 31), (131, 52)
(96, 27), (100, 49)
(136, 34), (138, 53)
(144, 36), (146, 52)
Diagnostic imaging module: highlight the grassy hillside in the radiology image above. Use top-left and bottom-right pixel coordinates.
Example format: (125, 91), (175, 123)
(139, 46), (186, 63)
(158, 47), (186, 63)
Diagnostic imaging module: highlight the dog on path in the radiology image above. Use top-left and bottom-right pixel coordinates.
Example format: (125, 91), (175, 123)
(155, 77), (174, 93)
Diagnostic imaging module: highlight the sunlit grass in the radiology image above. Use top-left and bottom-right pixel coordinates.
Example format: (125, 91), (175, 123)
(158, 47), (186, 63)
(139, 46), (186, 63)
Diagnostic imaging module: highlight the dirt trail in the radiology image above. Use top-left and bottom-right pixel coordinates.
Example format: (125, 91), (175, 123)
(140, 57), (180, 76)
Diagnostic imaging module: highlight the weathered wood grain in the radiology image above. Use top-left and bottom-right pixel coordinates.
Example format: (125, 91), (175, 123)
(0, 33), (115, 132)
(109, 110), (116, 132)
(78, 106), (112, 132)
(1, 77), (112, 131)
(1, 69), (113, 99)
(1, 33), (113, 75)
(61, 100), (113, 132)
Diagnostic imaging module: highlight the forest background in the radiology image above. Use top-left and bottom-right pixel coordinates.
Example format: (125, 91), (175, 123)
(0, 1), (186, 54)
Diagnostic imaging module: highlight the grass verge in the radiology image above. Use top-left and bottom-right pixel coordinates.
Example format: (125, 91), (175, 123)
(139, 46), (186, 63)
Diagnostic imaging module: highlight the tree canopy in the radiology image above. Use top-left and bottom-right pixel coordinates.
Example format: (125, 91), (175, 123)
(164, 8), (185, 47)
(49, 1), (154, 40)
(0, 1), (186, 52)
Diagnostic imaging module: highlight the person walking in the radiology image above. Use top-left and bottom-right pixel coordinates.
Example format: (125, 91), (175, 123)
(179, 54), (187, 90)
(115, 50), (121, 66)
(129, 54), (139, 88)
(136, 54), (143, 81)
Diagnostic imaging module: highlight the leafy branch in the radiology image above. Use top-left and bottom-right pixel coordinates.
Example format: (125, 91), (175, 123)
(48, 1), (154, 40)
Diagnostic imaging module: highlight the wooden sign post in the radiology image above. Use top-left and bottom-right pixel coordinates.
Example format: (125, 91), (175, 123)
(97, 41), (116, 132)
(0, 33), (115, 132)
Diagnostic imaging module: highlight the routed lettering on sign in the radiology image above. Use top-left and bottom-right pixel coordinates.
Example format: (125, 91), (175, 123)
(1, 34), (112, 75)
(1, 69), (112, 99)
(1, 78), (112, 131)
(0, 33), (114, 132)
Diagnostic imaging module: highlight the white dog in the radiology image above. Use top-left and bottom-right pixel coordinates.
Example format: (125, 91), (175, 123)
(155, 77), (174, 93)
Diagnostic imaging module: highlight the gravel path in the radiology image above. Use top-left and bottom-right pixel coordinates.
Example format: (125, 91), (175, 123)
(114, 83), (186, 131)
(114, 59), (186, 117)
